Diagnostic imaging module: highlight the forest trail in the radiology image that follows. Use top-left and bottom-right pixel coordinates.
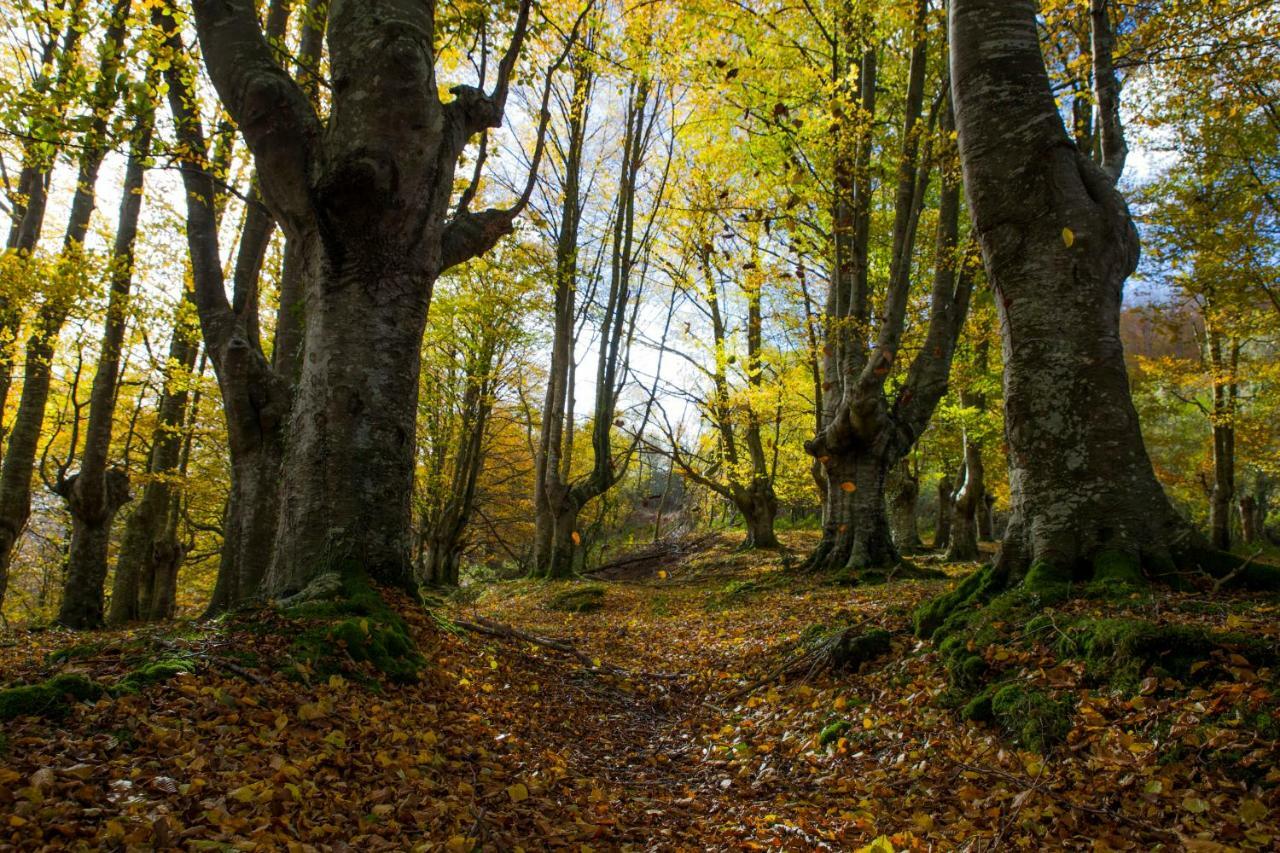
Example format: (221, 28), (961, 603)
(2, 533), (1279, 850)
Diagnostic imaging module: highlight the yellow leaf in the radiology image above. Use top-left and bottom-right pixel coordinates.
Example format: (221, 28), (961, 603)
(507, 782), (530, 803)
(1240, 798), (1267, 824)
(862, 716), (874, 730)
(1062, 227), (1074, 247)
(657, 570), (668, 579)
(571, 531), (581, 545)
(833, 696), (848, 711)
(446, 835), (473, 853)
(840, 481), (856, 493)
(230, 784), (257, 803)
(856, 837), (896, 853)
(1182, 796), (1209, 814)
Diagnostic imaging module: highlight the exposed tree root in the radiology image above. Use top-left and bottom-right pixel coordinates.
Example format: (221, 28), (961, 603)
(452, 615), (682, 680)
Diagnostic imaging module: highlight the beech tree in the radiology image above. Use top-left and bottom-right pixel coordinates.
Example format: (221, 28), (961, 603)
(942, 0), (1226, 586)
(172, 0), (564, 598)
(803, 1), (975, 576)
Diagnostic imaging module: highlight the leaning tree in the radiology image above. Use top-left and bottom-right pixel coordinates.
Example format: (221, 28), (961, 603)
(176, 0), (565, 598)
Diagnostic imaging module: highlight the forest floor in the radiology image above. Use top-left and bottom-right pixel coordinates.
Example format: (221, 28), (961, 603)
(1, 531), (1278, 850)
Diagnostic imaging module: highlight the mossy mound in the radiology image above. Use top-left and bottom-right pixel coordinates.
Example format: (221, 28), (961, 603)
(1059, 618), (1274, 691)
(547, 584), (606, 613)
(818, 719), (852, 746)
(114, 659), (193, 694)
(0, 673), (104, 721)
(287, 571), (425, 683)
(963, 683), (1074, 752)
(832, 560), (947, 588)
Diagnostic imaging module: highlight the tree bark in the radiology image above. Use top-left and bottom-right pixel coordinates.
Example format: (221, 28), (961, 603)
(180, 0), (550, 598)
(934, 473), (953, 551)
(1206, 331), (1237, 551)
(950, 0), (1208, 585)
(946, 433), (983, 561)
(56, 91), (154, 628)
(887, 459), (923, 553)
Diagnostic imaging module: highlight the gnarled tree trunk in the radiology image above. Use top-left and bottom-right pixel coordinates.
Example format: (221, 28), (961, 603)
(887, 459), (923, 554)
(950, 0), (1211, 585)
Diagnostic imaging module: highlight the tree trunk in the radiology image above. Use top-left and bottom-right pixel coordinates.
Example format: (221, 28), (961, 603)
(56, 89), (153, 628)
(934, 473), (954, 550)
(950, 0), (1208, 585)
(108, 312), (198, 624)
(1206, 331), (1236, 551)
(946, 435), (983, 561)
(737, 482), (779, 550)
(265, 275), (428, 595)
(979, 492), (995, 541)
(887, 459), (923, 553)
(808, 448), (898, 572)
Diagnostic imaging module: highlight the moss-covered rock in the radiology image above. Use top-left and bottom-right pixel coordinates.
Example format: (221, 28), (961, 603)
(547, 584), (606, 613)
(0, 673), (104, 721)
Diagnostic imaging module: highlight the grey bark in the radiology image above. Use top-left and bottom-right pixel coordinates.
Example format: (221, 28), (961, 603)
(933, 472), (953, 551)
(806, 2), (974, 575)
(887, 459), (923, 554)
(950, 0), (1208, 583)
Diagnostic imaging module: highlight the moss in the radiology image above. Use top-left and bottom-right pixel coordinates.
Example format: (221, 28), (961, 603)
(0, 673), (104, 721)
(114, 659), (192, 695)
(1023, 559), (1072, 591)
(46, 642), (106, 664)
(547, 584), (606, 613)
(286, 570), (424, 684)
(913, 564), (1003, 639)
(960, 684), (996, 722)
(1060, 618), (1273, 691)
(1091, 549), (1145, 585)
(1080, 578), (1147, 603)
(989, 684), (1074, 752)
(818, 719), (851, 746)
(829, 628), (892, 669)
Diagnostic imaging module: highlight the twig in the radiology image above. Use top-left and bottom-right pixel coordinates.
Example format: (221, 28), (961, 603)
(1211, 548), (1263, 594)
(454, 615), (683, 680)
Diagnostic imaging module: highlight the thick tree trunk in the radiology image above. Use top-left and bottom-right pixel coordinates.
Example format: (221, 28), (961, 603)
(887, 459), (923, 553)
(264, 277), (429, 595)
(807, 449), (898, 572)
(736, 482), (779, 550)
(55, 469), (131, 628)
(946, 436), (983, 561)
(543, 498), (581, 580)
(206, 442), (283, 609)
(951, 0), (1206, 584)
(420, 537), (461, 587)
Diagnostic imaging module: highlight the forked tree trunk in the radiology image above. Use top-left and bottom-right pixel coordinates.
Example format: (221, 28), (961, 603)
(950, 0), (1210, 584)
(946, 435), (983, 561)
(184, 0), (547, 598)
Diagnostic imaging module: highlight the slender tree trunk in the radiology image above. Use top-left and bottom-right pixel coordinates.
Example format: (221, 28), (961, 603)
(57, 89), (153, 628)
(1207, 331), (1236, 551)
(950, 0), (1209, 584)
(946, 432), (983, 561)
(934, 472), (953, 551)
(109, 311), (198, 624)
(979, 493), (995, 540)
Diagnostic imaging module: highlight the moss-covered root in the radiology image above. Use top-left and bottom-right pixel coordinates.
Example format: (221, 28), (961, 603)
(962, 683), (1073, 753)
(547, 584), (606, 613)
(285, 572), (426, 683)
(0, 674), (103, 721)
(912, 564), (1007, 640)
